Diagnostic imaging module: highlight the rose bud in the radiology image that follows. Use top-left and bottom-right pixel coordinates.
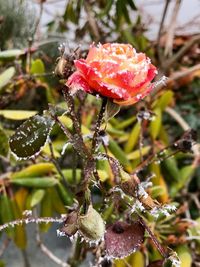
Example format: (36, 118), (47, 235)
(78, 205), (105, 242)
(67, 43), (157, 105)
(105, 220), (145, 259)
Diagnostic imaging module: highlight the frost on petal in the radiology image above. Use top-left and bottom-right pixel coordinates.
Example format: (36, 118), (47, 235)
(67, 72), (93, 94)
(105, 220), (145, 259)
(67, 43), (157, 105)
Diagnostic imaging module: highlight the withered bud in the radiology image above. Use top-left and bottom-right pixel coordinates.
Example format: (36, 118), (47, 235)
(55, 44), (80, 79)
(59, 211), (78, 237)
(78, 205), (105, 241)
(173, 129), (197, 153)
(120, 174), (140, 196)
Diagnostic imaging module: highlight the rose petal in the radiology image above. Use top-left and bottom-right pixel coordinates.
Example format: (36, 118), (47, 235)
(105, 220), (145, 259)
(67, 72), (93, 93)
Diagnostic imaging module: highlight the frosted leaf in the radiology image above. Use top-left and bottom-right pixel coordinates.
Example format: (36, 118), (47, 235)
(9, 115), (54, 160)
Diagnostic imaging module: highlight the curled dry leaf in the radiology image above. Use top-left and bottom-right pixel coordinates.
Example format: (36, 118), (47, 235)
(105, 220), (145, 259)
(59, 211), (78, 237)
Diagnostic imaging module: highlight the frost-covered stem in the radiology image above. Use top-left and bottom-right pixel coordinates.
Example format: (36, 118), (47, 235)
(62, 88), (90, 158)
(139, 217), (168, 258)
(92, 98), (107, 153)
(63, 89), (81, 134)
(0, 217), (64, 232)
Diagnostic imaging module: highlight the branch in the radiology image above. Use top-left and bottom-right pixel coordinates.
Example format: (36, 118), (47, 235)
(0, 238), (10, 257)
(152, 63), (200, 95)
(164, 0), (182, 57)
(157, 0), (171, 62)
(0, 216), (64, 232)
(165, 107), (200, 158)
(83, 1), (100, 41)
(164, 34), (200, 70)
(36, 224), (69, 267)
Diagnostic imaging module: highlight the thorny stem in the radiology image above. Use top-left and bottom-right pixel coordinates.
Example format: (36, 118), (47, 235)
(92, 98), (107, 153)
(0, 217), (64, 232)
(62, 88), (89, 158)
(68, 236), (82, 267)
(138, 216), (168, 258)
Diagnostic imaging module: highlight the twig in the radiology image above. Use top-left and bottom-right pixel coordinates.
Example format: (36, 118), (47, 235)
(165, 107), (189, 131)
(157, 0), (171, 63)
(152, 63), (200, 96)
(164, 34), (200, 70)
(83, 1), (100, 41)
(0, 217), (64, 232)
(165, 107), (200, 157)
(32, 1), (44, 38)
(139, 216), (168, 258)
(164, 0), (182, 57)
(36, 221), (69, 267)
(0, 238), (10, 257)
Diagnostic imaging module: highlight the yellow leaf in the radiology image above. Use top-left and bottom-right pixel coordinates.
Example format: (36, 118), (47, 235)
(0, 110), (37, 120)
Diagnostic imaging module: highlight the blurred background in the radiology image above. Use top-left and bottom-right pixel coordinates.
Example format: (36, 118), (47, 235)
(0, 0), (200, 266)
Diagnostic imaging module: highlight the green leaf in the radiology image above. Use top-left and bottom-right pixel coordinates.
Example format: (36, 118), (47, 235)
(11, 163), (56, 179)
(0, 195), (15, 237)
(105, 100), (120, 122)
(98, 0), (113, 17)
(124, 122), (141, 153)
(149, 108), (162, 139)
(30, 59), (45, 78)
(176, 245), (192, 267)
(162, 156), (180, 182)
(126, 0), (137, 10)
(0, 49), (24, 61)
(56, 182), (74, 206)
(155, 90), (174, 111)
(0, 127), (9, 157)
(127, 146), (150, 160)
(30, 189), (45, 207)
(0, 67), (15, 90)
(0, 110), (37, 120)
(9, 115), (54, 159)
(108, 138), (132, 171)
(11, 177), (58, 188)
(40, 190), (53, 232)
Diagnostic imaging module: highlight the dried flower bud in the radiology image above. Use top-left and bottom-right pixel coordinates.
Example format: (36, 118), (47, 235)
(105, 220), (145, 259)
(120, 174), (140, 196)
(59, 211), (78, 237)
(78, 205), (105, 242)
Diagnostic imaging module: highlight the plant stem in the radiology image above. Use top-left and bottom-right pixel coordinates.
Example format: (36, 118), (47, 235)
(92, 98), (107, 153)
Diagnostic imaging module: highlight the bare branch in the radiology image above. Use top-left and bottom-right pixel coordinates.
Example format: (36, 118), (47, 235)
(164, 34), (200, 70)
(36, 224), (69, 267)
(164, 0), (182, 57)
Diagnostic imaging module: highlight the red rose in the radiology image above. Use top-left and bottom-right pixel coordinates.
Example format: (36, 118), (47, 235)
(67, 43), (157, 106)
